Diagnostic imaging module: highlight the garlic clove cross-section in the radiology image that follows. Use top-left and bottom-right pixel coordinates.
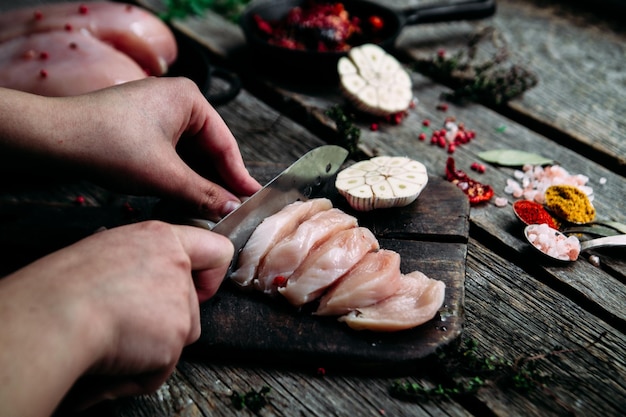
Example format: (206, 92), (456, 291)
(335, 156), (428, 211)
(338, 43), (413, 116)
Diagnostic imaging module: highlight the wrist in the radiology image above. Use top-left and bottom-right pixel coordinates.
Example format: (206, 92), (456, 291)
(0, 260), (108, 416)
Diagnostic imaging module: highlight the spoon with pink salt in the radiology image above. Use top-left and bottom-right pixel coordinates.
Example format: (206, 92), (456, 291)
(523, 224), (626, 262)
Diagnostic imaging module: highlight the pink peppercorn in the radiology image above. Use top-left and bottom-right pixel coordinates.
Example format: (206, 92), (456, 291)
(370, 123), (379, 131)
(78, 4), (89, 14)
(422, 119), (431, 127)
(418, 132), (426, 141)
(39, 69), (48, 78)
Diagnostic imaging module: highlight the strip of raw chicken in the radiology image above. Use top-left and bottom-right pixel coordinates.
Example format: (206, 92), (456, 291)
(0, 30), (146, 96)
(230, 198), (333, 288)
(278, 227), (379, 306)
(315, 249), (402, 316)
(338, 270), (445, 332)
(254, 208), (358, 295)
(0, 1), (176, 76)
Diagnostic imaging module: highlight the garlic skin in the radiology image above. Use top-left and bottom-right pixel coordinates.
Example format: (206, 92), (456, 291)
(335, 156), (428, 211)
(338, 44), (413, 116)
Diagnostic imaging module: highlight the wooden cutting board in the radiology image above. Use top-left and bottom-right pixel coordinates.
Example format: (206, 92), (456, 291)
(188, 164), (470, 369)
(0, 164), (469, 369)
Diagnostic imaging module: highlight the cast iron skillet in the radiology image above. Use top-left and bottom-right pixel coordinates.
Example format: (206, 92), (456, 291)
(240, 0), (496, 79)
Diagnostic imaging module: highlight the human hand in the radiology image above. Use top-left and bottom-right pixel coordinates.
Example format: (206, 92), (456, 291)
(0, 221), (233, 415)
(0, 78), (261, 221)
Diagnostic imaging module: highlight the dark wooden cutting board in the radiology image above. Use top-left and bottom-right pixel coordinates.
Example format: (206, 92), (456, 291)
(189, 163), (470, 368)
(0, 163), (470, 368)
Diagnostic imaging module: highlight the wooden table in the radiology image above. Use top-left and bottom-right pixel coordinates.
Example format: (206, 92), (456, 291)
(1, 1), (625, 416)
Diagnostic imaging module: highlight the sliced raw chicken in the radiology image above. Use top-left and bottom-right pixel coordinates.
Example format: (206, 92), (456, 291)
(315, 249), (402, 316)
(278, 227), (379, 306)
(230, 198), (333, 288)
(254, 208), (358, 295)
(0, 30), (146, 96)
(338, 271), (445, 332)
(0, 1), (176, 76)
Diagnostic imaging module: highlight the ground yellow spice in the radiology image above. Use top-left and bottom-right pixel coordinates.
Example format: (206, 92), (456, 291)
(544, 185), (595, 224)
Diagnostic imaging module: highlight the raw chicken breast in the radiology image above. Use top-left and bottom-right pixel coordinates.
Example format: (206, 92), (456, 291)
(315, 249), (402, 316)
(0, 2), (176, 76)
(254, 208), (358, 295)
(0, 31), (146, 96)
(230, 198), (333, 288)
(338, 271), (445, 332)
(278, 227), (379, 306)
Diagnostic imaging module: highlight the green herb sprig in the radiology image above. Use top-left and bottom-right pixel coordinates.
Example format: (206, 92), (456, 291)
(326, 105), (361, 157)
(390, 335), (605, 413)
(161, 0), (250, 22)
(230, 385), (271, 412)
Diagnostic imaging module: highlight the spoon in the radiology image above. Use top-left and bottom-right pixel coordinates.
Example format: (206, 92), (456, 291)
(523, 224), (626, 262)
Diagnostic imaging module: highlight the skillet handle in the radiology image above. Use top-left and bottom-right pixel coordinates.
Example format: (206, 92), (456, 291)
(402, 0), (496, 25)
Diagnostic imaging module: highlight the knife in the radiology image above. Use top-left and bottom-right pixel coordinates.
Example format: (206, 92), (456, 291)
(186, 145), (349, 261)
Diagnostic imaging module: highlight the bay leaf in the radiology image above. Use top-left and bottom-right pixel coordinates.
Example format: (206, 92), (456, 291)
(478, 149), (553, 166)
(602, 221), (626, 234)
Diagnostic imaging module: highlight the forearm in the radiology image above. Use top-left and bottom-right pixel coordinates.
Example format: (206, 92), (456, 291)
(0, 88), (72, 171)
(0, 262), (102, 417)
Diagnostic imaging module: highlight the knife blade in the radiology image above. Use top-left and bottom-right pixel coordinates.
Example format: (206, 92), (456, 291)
(187, 145), (349, 258)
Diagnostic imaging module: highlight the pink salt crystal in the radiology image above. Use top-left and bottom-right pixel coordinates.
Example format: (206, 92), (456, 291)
(525, 223), (581, 261)
(495, 197), (508, 207)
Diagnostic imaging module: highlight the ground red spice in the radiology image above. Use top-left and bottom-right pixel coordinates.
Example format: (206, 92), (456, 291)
(513, 199), (557, 228)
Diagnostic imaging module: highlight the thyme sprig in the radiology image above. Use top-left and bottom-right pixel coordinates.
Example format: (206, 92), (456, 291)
(326, 105), (361, 157)
(414, 27), (538, 105)
(161, 0), (251, 22)
(390, 338), (548, 402)
(390, 334), (606, 412)
(230, 385), (271, 412)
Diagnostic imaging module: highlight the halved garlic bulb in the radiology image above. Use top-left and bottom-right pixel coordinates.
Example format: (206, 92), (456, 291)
(338, 43), (413, 116)
(335, 156), (428, 211)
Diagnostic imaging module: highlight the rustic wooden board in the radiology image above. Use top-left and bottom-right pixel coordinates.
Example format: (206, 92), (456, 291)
(188, 164), (470, 368)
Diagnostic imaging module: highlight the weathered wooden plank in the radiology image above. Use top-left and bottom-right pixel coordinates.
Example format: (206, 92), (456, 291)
(465, 238), (626, 417)
(106, 238), (626, 417)
(397, 0), (626, 173)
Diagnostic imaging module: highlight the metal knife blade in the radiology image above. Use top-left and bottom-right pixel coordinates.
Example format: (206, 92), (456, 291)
(187, 145), (348, 257)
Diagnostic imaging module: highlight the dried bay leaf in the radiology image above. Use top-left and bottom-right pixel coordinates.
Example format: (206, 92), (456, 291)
(478, 149), (553, 166)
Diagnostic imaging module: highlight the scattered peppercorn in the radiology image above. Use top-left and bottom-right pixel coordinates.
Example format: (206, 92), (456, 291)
(418, 132), (427, 141)
(471, 162), (486, 173)
(33, 10), (43, 20)
(368, 15), (384, 31)
(273, 275), (288, 287)
(78, 4), (89, 14)
(39, 69), (48, 78)
(370, 123), (379, 131)
(422, 119), (431, 127)
(64, 23), (73, 31)
(74, 195), (85, 205)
